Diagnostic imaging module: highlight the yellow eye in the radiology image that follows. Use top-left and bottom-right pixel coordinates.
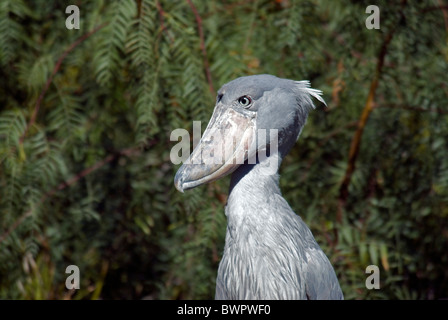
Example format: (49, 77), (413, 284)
(238, 96), (252, 108)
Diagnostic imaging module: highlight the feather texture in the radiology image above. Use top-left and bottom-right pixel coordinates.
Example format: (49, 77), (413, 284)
(294, 80), (327, 107)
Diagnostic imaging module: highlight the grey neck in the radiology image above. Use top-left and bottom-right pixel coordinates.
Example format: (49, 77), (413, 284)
(226, 153), (286, 228)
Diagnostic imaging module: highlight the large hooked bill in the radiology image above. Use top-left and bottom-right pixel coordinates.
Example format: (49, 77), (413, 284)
(174, 105), (258, 192)
(174, 104), (279, 192)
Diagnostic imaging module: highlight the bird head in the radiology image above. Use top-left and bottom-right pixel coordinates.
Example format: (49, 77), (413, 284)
(174, 74), (325, 192)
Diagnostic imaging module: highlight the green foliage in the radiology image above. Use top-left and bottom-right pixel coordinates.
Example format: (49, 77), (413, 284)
(0, 0), (447, 300)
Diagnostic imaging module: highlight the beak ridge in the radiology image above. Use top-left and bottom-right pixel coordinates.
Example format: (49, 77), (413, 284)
(174, 106), (256, 192)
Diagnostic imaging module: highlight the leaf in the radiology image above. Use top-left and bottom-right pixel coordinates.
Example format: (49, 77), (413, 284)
(369, 242), (379, 267)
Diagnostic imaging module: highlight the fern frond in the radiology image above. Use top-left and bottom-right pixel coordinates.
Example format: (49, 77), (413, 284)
(0, 109), (27, 150)
(17, 54), (54, 94)
(46, 85), (85, 143)
(93, 0), (137, 86)
(0, 0), (30, 65)
(126, 0), (159, 144)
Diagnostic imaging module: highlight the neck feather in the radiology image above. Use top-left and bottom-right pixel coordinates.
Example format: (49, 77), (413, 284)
(226, 154), (285, 223)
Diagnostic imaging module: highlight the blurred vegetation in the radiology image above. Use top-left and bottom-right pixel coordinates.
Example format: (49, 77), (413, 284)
(0, 0), (447, 300)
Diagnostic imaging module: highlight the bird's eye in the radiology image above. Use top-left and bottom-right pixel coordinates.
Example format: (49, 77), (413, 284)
(237, 96), (252, 108)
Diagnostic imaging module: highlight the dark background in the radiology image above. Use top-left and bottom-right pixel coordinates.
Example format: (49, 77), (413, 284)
(0, 0), (447, 299)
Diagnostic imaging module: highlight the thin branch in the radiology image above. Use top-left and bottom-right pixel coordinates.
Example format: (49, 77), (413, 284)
(299, 120), (359, 184)
(202, 0), (257, 18)
(337, 3), (406, 220)
(0, 147), (140, 245)
(437, 0), (448, 34)
(185, 0), (215, 94)
(0, 210), (33, 246)
(156, 0), (166, 32)
(44, 154), (115, 200)
(422, 2), (448, 37)
(19, 23), (107, 145)
(136, 0), (143, 17)
(375, 104), (448, 115)
(422, 4), (448, 13)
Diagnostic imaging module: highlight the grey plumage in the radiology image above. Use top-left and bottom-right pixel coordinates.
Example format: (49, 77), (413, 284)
(174, 74), (343, 300)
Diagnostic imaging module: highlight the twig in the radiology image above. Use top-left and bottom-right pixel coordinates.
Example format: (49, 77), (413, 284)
(202, 0), (257, 19)
(185, 0), (215, 94)
(299, 120), (359, 184)
(136, 0), (143, 17)
(421, 2), (448, 33)
(0, 210), (33, 246)
(437, 0), (448, 34)
(0, 147), (139, 245)
(422, 4), (448, 13)
(336, 3), (406, 221)
(375, 104), (448, 115)
(155, 0), (175, 46)
(19, 23), (107, 145)
(156, 0), (166, 32)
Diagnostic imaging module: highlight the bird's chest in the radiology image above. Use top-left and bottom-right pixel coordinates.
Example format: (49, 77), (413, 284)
(216, 222), (307, 300)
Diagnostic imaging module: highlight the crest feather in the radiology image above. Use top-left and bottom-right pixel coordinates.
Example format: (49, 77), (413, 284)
(294, 80), (327, 108)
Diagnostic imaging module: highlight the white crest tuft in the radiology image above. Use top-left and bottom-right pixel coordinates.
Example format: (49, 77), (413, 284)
(294, 80), (327, 108)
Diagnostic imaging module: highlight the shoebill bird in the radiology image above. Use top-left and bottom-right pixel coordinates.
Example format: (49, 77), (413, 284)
(174, 74), (343, 300)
